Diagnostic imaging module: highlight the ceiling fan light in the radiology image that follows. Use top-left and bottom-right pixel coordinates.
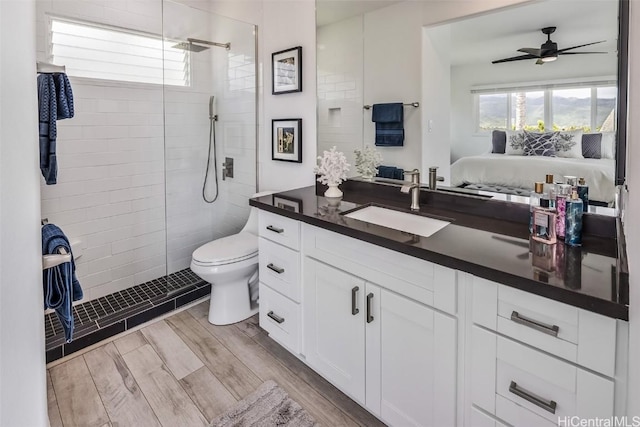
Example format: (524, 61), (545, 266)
(541, 55), (558, 62)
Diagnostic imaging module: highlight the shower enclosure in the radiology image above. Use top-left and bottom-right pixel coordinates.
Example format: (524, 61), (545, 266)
(39, 0), (257, 357)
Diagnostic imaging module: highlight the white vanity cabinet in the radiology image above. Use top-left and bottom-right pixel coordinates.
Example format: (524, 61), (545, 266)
(467, 275), (625, 427)
(303, 225), (458, 427)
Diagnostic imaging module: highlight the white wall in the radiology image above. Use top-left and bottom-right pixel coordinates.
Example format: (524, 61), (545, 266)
(317, 16), (363, 173)
(0, 0), (49, 425)
(624, 0), (639, 416)
(259, 0), (317, 191)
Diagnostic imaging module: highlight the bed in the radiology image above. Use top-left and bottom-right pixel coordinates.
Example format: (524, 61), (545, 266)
(450, 153), (615, 204)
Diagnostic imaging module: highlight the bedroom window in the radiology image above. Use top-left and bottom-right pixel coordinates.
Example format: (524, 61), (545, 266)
(473, 83), (616, 133)
(49, 18), (189, 86)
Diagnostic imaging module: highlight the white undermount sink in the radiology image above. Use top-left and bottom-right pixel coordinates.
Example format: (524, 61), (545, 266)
(344, 205), (450, 238)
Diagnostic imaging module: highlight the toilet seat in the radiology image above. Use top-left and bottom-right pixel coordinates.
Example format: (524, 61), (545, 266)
(192, 232), (258, 266)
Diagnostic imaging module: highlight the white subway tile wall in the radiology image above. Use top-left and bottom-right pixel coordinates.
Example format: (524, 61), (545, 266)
(317, 16), (364, 174)
(37, 0), (256, 302)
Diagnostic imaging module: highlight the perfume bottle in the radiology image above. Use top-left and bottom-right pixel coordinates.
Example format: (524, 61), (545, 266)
(544, 174), (557, 209)
(531, 238), (556, 272)
(529, 182), (544, 233)
(565, 191), (584, 247)
(555, 184), (572, 239)
(564, 175), (578, 191)
(532, 202), (557, 244)
(577, 178), (589, 212)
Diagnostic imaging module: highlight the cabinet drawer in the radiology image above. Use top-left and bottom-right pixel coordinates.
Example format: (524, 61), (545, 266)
(469, 407), (508, 427)
(471, 326), (614, 424)
(259, 238), (301, 302)
(472, 276), (617, 377)
(259, 283), (300, 354)
(258, 211), (300, 250)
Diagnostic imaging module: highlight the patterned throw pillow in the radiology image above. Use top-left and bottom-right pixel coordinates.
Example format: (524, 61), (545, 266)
(582, 133), (602, 159)
(555, 130), (584, 158)
(491, 130), (506, 154)
(505, 130), (526, 155)
(523, 131), (558, 157)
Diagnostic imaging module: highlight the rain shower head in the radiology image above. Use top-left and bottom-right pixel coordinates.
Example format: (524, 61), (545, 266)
(172, 41), (210, 52)
(171, 37), (231, 52)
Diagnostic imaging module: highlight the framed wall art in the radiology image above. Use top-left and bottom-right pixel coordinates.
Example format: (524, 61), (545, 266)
(272, 46), (302, 94)
(272, 118), (302, 163)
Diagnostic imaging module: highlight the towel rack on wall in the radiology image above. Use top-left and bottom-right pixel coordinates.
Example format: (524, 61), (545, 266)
(41, 218), (72, 269)
(363, 102), (419, 110)
(43, 248), (71, 270)
(37, 61), (66, 74)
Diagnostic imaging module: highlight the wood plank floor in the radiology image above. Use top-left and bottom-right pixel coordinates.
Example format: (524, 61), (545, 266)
(48, 301), (387, 427)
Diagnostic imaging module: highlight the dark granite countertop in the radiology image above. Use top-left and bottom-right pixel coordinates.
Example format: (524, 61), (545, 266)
(250, 185), (628, 320)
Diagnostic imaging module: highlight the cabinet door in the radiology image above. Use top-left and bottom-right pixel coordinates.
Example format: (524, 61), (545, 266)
(372, 288), (457, 427)
(304, 258), (366, 403)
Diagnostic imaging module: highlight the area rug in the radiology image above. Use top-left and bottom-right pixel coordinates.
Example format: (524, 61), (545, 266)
(211, 380), (318, 427)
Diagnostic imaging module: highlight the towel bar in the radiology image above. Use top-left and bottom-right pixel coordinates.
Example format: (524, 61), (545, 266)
(364, 102), (419, 110)
(43, 248), (71, 270)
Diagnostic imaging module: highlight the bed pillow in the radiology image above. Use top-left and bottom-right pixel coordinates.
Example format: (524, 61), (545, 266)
(601, 132), (616, 159)
(505, 130), (526, 155)
(523, 130), (558, 157)
(555, 130), (584, 158)
(491, 130), (506, 154)
(582, 133), (602, 159)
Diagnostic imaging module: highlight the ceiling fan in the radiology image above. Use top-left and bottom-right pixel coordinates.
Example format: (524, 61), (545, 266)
(492, 27), (606, 65)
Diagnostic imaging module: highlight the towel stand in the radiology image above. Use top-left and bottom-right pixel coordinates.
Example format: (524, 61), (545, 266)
(364, 102), (419, 110)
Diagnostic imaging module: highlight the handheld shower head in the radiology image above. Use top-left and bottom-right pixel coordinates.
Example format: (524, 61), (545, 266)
(209, 96), (216, 121)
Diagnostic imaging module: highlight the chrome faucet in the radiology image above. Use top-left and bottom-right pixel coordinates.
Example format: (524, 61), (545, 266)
(401, 169), (421, 211)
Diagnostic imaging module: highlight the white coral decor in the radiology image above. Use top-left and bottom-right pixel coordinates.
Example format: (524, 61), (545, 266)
(354, 145), (383, 179)
(314, 146), (350, 186)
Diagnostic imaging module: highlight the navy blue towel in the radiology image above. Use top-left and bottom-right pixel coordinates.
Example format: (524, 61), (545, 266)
(372, 103), (404, 147)
(38, 73), (74, 185)
(42, 223), (83, 342)
(376, 165), (405, 180)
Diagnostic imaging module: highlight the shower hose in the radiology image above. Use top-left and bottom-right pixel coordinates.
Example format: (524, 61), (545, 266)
(202, 115), (219, 203)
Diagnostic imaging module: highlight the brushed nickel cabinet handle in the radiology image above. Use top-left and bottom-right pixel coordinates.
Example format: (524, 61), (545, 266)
(366, 293), (374, 323)
(267, 311), (285, 324)
(267, 263), (284, 274)
(510, 311), (559, 337)
(266, 225), (284, 233)
(351, 286), (360, 315)
(509, 381), (557, 414)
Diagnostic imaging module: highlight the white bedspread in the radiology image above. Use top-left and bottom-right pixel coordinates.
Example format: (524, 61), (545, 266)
(450, 154), (615, 203)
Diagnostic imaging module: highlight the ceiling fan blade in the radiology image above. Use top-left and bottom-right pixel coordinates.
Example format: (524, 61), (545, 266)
(558, 51), (608, 55)
(517, 47), (542, 56)
(492, 54), (538, 64)
(556, 40), (605, 53)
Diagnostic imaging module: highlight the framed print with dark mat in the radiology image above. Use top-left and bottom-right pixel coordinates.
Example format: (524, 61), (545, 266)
(272, 46), (302, 94)
(272, 194), (303, 213)
(272, 118), (302, 163)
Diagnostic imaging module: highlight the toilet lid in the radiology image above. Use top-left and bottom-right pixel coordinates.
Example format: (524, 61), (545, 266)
(192, 232), (258, 265)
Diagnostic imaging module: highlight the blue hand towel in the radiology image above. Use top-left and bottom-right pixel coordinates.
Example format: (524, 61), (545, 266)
(376, 165), (405, 180)
(42, 223), (83, 342)
(372, 103), (404, 147)
(37, 73), (74, 185)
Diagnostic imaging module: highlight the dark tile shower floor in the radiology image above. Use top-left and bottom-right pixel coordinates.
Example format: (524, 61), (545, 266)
(45, 268), (209, 363)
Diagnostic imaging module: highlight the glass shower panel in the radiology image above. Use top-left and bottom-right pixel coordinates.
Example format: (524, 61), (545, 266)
(162, 1), (257, 275)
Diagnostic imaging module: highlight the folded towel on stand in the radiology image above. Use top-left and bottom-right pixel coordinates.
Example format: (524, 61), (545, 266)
(372, 103), (404, 147)
(376, 165), (405, 180)
(42, 223), (83, 342)
(37, 73), (74, 185)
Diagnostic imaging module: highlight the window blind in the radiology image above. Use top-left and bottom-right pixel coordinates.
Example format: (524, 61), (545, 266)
(51, 19), (189, 87)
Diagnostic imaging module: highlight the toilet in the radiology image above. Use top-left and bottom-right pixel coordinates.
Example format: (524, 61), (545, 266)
(190, 191), (272, 325)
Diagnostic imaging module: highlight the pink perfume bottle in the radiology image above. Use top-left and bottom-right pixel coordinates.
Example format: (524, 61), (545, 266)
(531, 206), (557, 244)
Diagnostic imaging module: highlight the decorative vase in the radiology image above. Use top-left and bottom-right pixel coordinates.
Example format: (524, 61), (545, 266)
(324, 183), (343, 198)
